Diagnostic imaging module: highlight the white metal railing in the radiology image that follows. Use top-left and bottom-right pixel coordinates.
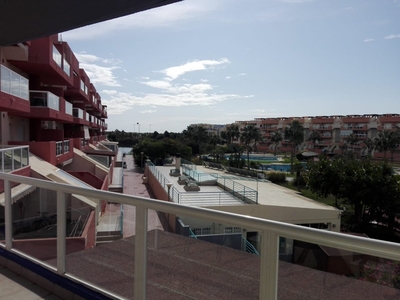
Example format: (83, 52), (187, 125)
(63, 140), (70, 153)
(55, 141), (63, 156)
(0, 65), (29, 100)
(0, 172), (399, 299)
(0, 145), (29, 172)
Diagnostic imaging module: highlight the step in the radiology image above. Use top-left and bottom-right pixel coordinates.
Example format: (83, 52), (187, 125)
(97, 230), (121, 237)
(96, 235), (123, 242)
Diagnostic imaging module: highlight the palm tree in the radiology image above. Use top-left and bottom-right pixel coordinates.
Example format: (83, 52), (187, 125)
(284, 120), (304, 174)
(226, 124), (240, 145)
(346, 133), (359, 152)
(363, 137), (375, 157)
(374, 130), (399, 161)
(185, 125), (209, 157)
(252, 126), (262, 153)
(307, 131), (321, 150)
(270, 131), (282, 156)
(240, 125), (254, 169)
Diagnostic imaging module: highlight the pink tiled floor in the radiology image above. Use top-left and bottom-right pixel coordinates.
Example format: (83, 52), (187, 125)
(122, 155), (165, 237)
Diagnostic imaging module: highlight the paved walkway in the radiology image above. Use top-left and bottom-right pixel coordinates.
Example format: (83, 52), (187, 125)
(122, 155), (165, 237)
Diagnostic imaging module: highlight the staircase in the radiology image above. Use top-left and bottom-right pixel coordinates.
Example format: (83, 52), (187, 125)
(96, 230), (123, 245)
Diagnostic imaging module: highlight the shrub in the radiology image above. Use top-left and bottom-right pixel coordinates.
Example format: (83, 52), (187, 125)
(292, 174), (306, 187)
(267, 172), (286, 184)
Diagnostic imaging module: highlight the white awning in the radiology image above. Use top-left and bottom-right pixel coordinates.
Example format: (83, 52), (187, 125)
(0, 184), (37, 206)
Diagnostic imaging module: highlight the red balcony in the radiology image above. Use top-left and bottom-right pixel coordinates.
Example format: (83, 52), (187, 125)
(9, 36), (74, 87)
(11, 139), (73, 166)
(0, 65), (31, 113)
(11, 90), (74, 123)
(65, 69), (90, 104)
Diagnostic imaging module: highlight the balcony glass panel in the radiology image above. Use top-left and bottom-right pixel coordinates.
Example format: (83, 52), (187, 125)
(20, 76), (29, 100)
(73, 108), (83, 119)
(278, 234), (400, 299)
(3, 150), (13, 172)
(0, 146), (29, 172)
(0, 65), (29, 100)
(12, 187), (58, 268)
(80, 79), (85, 92)
(30, 91), (60, 111)
(65, 101), (73, 115)
(52, 45), (62, 67)
(0, 65), (11, 94)
(13, 148), (21, 169)
(63, 58), (70, 76)
(21, 147), (29, 167)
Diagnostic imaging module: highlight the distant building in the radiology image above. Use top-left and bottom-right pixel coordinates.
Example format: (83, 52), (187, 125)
(229, 114), (400, 161)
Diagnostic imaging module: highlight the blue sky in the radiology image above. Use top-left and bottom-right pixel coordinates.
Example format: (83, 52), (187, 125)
(62, 0), (400, 133)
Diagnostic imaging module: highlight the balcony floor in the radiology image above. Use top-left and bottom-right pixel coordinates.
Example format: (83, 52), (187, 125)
(0, 263), (60, 300)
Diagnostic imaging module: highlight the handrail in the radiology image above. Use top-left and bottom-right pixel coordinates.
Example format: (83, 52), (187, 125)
(242, 237), (260, 255)
(1, 172), (400, 300)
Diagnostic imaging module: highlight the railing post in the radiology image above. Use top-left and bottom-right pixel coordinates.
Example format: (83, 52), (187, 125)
(57, 190), (66, 275)
(4, 179), (12, 250)
(134, 206), (148, 299)
(260, 230), (279, 300)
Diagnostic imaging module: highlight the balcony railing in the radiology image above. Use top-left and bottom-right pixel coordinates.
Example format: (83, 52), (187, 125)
(0, 172), (399, 299)
(73, 108), (83, 119)
(0, 145), (29, 172)
(65, 101), (73, 116)
(30, 90), (60, 111)
(0, 65), (29, 100)
(55, 140), (70, 156)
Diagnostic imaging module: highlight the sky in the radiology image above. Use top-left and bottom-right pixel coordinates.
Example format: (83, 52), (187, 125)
(62, 0), (400, 133)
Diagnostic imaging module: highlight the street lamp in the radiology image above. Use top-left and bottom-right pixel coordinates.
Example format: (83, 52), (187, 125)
(137, 122), (140, 135)
(141, 152), (144, 169)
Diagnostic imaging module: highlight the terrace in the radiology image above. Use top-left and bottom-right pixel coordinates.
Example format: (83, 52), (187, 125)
(0, 169), (399, 299)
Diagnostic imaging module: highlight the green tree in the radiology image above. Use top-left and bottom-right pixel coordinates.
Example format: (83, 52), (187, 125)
(284, 120), (304, 174)
(240, 124), (259, 169)
(305, 155), (400, 230)
(184, 125), (210, 157)
(363, 137), (376, 157)
(346, 133), (359, 152)
(308, 131), (321, 150)
(374, 130), (399, 161)
(225, 124), (240, 145)
(270, 131), (282, 156)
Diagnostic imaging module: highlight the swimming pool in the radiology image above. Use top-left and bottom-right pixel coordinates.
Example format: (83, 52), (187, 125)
(224, 154), (279, 161)
(261, 164), (291, 172)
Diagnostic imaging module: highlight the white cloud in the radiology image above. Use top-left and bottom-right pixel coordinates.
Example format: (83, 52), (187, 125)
(239, 73), (247, 76)
(160, 58), (230, 81)
(75, 53), (121, 87)
(385, 34), (400, 39)
(226, 76), (231, 79)
(252, 109), (266, 113)
(87, 57), (252, 115)
(363, 38), (374, 42)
